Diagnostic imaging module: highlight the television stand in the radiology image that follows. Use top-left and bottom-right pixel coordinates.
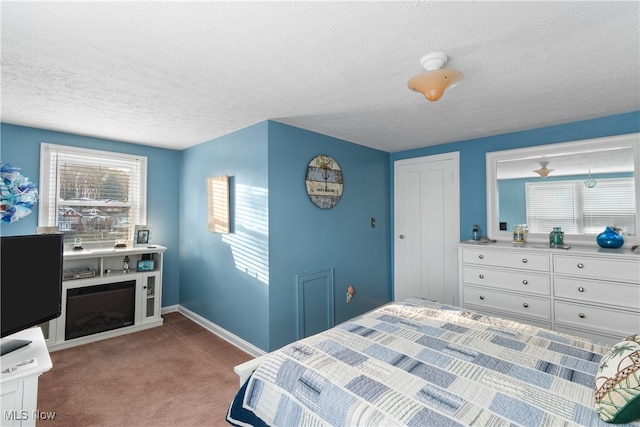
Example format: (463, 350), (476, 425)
(0, 339), (32, 356)
(43, 245), (166, 351)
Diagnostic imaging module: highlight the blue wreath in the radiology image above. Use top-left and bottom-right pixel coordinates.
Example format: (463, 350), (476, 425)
(1, 163), (39, 223)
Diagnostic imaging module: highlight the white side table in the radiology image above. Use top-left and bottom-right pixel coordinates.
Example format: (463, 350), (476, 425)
(1, 328), (53, 426)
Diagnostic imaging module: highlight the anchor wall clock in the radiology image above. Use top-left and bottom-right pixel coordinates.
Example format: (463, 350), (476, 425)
(305, 155), (343, 209)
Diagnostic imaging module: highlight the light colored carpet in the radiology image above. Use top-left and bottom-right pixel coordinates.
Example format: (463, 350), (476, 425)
(36, 312), (253, 427)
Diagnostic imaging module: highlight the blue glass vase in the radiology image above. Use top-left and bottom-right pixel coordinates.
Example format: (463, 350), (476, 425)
(596, 226), (624, 248)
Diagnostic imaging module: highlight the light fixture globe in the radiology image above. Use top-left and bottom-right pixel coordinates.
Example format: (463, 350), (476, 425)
(533, 161), (553, 178)
(408, 52), (463, 101)
(584, 170), (597, 188)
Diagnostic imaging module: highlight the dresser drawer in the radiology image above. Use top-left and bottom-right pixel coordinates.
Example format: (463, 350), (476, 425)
(462, 266), (550, 295)
(554, 276), (640, 310)
(554, 301), (640, 336)
(553, 255), (640, 283)
(463, 286), (551, 321)
(462, 248), (549, 272)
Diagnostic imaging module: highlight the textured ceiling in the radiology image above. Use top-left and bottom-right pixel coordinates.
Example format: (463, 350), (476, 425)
(1, 1), (639, 153)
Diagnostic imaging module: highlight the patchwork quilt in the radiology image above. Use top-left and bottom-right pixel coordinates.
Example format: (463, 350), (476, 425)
(227, 298), (640, 426)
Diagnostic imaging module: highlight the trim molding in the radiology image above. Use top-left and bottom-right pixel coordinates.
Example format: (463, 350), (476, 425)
(161, 304), (179, 314)
(174, 305), (265, 358)
(295, 268), (335, 339)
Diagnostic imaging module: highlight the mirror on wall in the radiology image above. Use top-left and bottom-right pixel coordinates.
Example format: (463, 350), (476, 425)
(486, 133), (640, 246)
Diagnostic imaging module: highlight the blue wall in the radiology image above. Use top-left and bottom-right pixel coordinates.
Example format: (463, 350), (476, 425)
(0, 124), (182, 306)
(179, 122), (271, 350)
(390, 111), (640, 243)
(179, 121), (391, 351)
(1, 120), (391, 352)
(267, 121), (391, 350)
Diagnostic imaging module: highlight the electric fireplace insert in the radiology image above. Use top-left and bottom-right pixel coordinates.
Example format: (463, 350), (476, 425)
(65, 280), (135, 340)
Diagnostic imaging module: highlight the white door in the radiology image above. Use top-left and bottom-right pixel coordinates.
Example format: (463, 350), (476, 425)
(394, 152), (460, 305)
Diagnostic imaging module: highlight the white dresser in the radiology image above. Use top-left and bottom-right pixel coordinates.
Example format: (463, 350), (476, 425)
(457, 241), (640, 345)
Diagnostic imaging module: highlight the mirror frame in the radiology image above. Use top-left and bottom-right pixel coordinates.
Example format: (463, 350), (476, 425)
(486, 133), (640, 247)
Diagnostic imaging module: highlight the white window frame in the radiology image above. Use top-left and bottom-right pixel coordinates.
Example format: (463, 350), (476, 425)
(39, 143), (147, 247)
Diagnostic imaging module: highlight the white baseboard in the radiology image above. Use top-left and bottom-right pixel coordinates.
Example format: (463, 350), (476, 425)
(174, 305), (265, 358)
(161, 304), (179, 314)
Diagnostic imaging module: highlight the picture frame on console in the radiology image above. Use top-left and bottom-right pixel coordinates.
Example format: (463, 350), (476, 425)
(134, 225), (150, 246)
(137, 259), (155, 272)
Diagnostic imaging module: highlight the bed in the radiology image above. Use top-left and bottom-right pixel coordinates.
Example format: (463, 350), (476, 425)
(227, 297), (640, 426)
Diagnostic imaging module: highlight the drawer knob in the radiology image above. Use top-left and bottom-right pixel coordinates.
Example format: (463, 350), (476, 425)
(479, 274), (484, 279)
(577, 263), (584, 269)
(521, 258), (528, 263)
(578, 287), (585, 292)
(478, 255), (484, 259)
(479, 295), (485, 300)
(522, 280), (528, 285)
(523, 303), (529, 308)
(578, 313), (586, 319)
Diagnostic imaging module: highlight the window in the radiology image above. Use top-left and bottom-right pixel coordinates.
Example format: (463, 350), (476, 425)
(526, 178), (636, 236)
(39, 143), (147, 247)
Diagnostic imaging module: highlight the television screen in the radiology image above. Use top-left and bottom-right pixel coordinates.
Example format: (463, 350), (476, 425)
(1, 233), (63, 340)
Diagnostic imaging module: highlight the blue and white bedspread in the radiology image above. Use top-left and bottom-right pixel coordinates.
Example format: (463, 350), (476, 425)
(227, 298), (640, 426)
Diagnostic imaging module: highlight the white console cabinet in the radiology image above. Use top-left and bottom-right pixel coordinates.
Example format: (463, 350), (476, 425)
(42, 245), (166, 351)
(458, 241), (640, 345)
(0, 328), (52, 427)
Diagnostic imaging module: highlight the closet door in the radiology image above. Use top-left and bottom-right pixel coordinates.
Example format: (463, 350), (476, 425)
(394, 152), (460, 305)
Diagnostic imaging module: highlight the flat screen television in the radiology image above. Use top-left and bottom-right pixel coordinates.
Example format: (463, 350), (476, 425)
(1, 233), (63, 355)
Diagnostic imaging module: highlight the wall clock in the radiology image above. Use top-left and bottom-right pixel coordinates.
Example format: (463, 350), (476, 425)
(305, 155), (343, 209)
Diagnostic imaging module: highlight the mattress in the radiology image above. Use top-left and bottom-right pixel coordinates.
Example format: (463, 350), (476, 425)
(227, 297), (639, 426)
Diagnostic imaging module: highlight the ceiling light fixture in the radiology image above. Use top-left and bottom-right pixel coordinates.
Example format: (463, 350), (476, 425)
(533, 162), (553, 178)
(408, 52), (463, 102)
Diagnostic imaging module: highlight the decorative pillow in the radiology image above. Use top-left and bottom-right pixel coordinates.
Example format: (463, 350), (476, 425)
(595, 335), (640, 424)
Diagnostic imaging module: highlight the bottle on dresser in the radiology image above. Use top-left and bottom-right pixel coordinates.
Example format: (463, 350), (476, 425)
(472, 224), (480, 241)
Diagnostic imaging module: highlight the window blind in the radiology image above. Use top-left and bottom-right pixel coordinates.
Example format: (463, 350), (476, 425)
(526, 182), (578, 233)
(526, 178), (636, 236)
(39, 143), (147, 246)
(582, 178), (636, 234)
